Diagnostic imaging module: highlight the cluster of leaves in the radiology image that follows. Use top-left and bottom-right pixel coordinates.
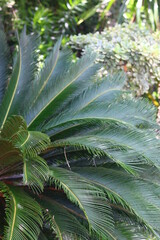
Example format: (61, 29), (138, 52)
(70, 23), (160, 97)
(0, 0), (97, 55)
(120, 0), (160, 30)
(1, 0), (160, 47)
(0, 0), (88, 57)
(1, 26), (160, 239)
(82, 0), (160, 31)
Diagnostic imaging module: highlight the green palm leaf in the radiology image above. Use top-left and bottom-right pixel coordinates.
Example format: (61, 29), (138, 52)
(28, 37), (62, 108)
(39, 199), (90, 240)
(0, 27), (39, 128)
(21, 131), (50, 156)
(0, 139), (22, 174)
(27, 50), (100, 129)
(42, 71), (156, 135)
(50, 122), (160, 174)
(23, 155), (49, 193)
(1, 115), (50, 156)
(72, 166), (160, 236)
(49, 167), (115, 240)
(0, 115), (50, 192)
(0, 182), (43, 240)
(0, 27), (160, 239)
(0, 115), (28, 146)
(0, 28), (9, 104)
(114, 222), (149, 240)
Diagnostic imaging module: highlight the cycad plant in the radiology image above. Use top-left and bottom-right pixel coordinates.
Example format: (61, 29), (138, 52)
(0, 26), (160, 240)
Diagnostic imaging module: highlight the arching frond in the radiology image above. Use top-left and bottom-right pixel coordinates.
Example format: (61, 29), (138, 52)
(50, 124), (160, 174)
(22, 131), (50, 156)
(0, 182), (43, 240)
(43, 71), (127, 131)
(49, 167), (115, 240)
(114, 222), (150, 240)
(40, 199), (90, 240)
(42, 72), (157, 134)
(0, 27), (39, 128)
(0, 115), (50, 192)
(1, 115), (50, 155)
(0, 28), (9, 105)
(72, 166), (160, 236)
(27, 50), (100, 130)
(23, 155), (49, 193)
(0, 27), (160, 240)
(0, 139), (22, 173)
(0, 115), (28, 147)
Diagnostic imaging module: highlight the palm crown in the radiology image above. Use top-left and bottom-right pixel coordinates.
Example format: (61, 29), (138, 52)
(0, 27), (160, 240)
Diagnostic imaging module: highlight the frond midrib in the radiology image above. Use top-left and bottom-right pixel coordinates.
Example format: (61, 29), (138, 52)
(28, 62), (94, 128)
(31, 47), (60, 108)
(1, 48), (22, 129)
(9, 192), (17, 240)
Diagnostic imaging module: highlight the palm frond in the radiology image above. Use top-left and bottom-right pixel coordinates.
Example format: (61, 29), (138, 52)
(40, 200), (90, 240)
(29, 37), (62, 107)
(0, 115), (28, 147)
(25, 43), (72, 127)
(42, 71), (157, 134)
(114, 222), (149, 240)
(22, 131), (50, 156)
(0, 115), (50, 192)
(42, 209), (63, 240)
(21, 131), (50, 192)
(23, 155), (49, 193)
(1, 115), (50, 155)
(0, 27), (39, 128)
(0, 26), (160, 240)
(50, 126), (160, 174)
(72, 166), (160, 236)
(0, 139), (22, 174)
(0, 182), (43, 240)
(27, 50), (100, 129)
(0, 28), (9, 105)
(49, 167), (116, 240)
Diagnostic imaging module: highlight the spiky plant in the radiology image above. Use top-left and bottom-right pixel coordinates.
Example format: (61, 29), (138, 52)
(0, 26), (160, 240)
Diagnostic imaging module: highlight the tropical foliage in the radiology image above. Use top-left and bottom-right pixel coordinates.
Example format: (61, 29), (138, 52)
(0, 27), (160, 239)
(70, 23), (160, 100)
(0, 0), (95, 54)
(1, 0), (160, 60)
(119, 0), (160, 30)
(77, 0), (160, 30)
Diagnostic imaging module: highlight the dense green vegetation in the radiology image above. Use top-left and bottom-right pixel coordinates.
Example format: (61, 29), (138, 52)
(0, 1), (160, 239)
(70, 23), (160, 98)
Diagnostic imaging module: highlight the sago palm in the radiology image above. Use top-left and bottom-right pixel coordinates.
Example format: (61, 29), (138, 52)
(0, 26), (160, 240)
